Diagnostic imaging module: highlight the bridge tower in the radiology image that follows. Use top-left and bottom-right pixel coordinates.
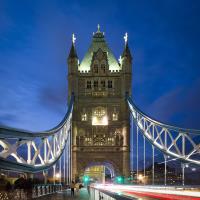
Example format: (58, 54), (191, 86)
(67, 26), (132, 181)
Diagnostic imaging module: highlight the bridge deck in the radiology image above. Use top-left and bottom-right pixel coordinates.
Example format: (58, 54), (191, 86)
(35, 188), (90, 200)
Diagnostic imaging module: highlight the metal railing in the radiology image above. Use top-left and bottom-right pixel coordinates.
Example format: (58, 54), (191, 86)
(89, 186), (132, 200)
(0, 189), (28, 200)
(0, 184), (62, 200)
(127, 95), (200, 166)
(32, 184), (62, 198)
(0, 95), (74, 173)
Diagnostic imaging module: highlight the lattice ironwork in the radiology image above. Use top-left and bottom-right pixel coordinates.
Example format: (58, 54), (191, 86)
(0, 96), (74, 172)
(127, 96), (200, 165)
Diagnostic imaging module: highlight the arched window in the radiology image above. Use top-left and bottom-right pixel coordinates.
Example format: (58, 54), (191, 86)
(92, 107), (108, 126)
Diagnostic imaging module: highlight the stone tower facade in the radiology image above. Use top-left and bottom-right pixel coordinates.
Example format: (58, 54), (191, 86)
(67, 27), (132, 180)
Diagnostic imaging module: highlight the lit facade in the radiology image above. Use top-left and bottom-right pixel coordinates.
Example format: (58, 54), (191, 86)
(67, 26), (132, 180)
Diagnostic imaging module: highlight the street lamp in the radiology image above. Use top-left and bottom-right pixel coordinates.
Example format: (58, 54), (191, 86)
(56, 173), (60, 179)
(138, 174), (143, 181)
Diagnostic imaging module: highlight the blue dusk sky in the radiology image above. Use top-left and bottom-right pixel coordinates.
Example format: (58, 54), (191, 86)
(0, 0), (200, 132)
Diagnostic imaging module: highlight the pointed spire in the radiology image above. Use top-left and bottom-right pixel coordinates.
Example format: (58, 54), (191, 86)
(124, 32), (128, 45)
(72, 33), (76, 44)
(68, 33), (78, 59)
(93, 24), (104, 39)
(122, 32), (132, 59)
(97, 24), (100, 32)
(122, 43), (132, 58)
(118, 55), (122, 65)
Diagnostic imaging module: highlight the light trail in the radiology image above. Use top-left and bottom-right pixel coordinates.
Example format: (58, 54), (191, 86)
(93, 184), (200, 200)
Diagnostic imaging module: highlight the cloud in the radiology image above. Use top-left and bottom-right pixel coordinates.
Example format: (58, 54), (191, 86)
(39, 85), (68, 114)
(147, 78), (200, 129)
(0, 113), (19, 125)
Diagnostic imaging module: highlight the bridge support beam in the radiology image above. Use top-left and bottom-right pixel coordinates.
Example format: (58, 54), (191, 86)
(64, 145), (66, 184)
(143, 135), (145, 184)
(43, 170), (48, 184)
(152, 145), (155, 185)
(181, 163), (185, 186)
(59, 156), (62, 184)
(136, 126), (139, 183)
(53, 165), (56, 185)
(164, 155), (167, 186)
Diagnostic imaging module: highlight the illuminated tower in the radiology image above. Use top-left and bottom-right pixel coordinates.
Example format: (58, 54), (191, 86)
(67, 26), (132, 181)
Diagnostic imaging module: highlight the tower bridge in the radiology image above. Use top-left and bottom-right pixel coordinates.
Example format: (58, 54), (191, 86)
(0, 26), (200, 199)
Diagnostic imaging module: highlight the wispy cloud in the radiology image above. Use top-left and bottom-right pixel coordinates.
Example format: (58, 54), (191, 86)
(147, 78), (200, 129)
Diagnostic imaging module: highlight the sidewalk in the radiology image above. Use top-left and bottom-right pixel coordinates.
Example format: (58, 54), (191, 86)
(35, 188), (90, 200)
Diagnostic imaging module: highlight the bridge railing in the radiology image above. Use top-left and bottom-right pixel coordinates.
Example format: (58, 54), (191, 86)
(89, 186), (131, 200)
(127, 95), (200, 166)
(32, 184), (62, 198)
(0, 184), (62, 200)
(0, 95), (74, 173)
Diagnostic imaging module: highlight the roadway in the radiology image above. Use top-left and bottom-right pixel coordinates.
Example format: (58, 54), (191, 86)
(94, 184), (200, 200)
(35, 185), (200, 200)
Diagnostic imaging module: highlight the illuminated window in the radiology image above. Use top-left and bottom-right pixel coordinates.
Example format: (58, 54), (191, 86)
(86, 81), (91, 89)
(81, 113), (87, 121)
(108, 137), (115, 145)
(112, 113), (118, 121)
(92, 107), (108, 126)
(94, 81), (98, 89)
(85, 137), (92, 145)
(94, 107), (106, 117)
(94, 64), (98, 73)
(108, 80), (113, 88)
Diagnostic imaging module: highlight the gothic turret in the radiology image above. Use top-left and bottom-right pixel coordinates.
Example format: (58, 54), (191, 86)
(67, 33), (78, 75)
(121, 33), (132, 73)
(67, 33), (78, 100)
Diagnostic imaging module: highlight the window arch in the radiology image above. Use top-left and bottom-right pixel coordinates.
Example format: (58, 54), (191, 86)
(92, 107), (108, 126)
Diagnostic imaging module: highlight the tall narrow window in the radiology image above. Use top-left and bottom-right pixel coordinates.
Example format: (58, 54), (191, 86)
(94, 80), (98, 89)
(101, 64), (106, 73)
(86, 81), (91, 89)
(113, 108), (118, 121)
(112, 113), (118, 121)
(108, 80), (113, 88)
(94, 64), (98, 73)
(81, 113), (87, 121)
(101, 80), (105, 90)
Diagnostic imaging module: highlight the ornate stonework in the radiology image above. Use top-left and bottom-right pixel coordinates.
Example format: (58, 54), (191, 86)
(67, 27), (132, 180)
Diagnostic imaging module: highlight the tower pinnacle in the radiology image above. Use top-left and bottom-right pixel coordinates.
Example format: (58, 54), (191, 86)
(124, 32), (128, 45)
(97, 24), (100, 32)
(121, 32), (132, 62)
(72, 33), (76, 45)
(68, 33), (78, 59)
